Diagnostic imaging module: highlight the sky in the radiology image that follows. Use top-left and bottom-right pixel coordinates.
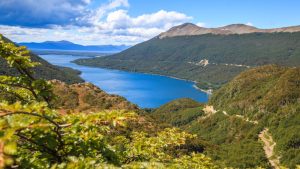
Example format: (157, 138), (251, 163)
(0, 0), (299, 45)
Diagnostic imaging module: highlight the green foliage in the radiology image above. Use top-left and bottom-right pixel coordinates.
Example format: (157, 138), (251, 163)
(208, 65), (300, 168)
(211, 140), (269, 168)
(151, 99), (269, 168)
(209, 65), (300, 119)
(151, 98), (204, 127)
(75, 32), (300, 89)
(0, 34), (217, 169)
(268, 111), (300, 168)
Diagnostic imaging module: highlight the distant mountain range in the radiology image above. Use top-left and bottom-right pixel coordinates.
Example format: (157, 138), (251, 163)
(0, 35), (83, 84)
(18, 40), (130, 52)
(159, 23), (300, 38)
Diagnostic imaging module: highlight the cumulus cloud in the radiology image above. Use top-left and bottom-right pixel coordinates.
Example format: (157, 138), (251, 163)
(94, 9), (192, 36)
(0, 0), (90, 27)
(0, 24), (149, 45)
(0, 25), (47, 36)
(83, 0), (130, 26)
(0, 0), (194, 45)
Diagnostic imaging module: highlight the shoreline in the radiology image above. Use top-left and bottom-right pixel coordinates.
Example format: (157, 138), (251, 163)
(192, 84), (213, 95)
(74, 60), (213, 95)
(134, 72), (214, 95)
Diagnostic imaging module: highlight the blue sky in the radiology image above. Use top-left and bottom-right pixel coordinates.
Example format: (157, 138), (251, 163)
(0, 0), (299, 45)
(122, 0), (300, 28)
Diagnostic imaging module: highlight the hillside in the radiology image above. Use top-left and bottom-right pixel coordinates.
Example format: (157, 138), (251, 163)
(19, 40), (130, 52)
(50, 80), (138, 113)
(150, 98), (268, 168)
(209, 65), (300, 119)
(75, 28), (300, 89)
(0, 35), (83, 84)
(209, 65), (300, 168)
(150, 65), (300, 168)
(150, 98), (204, 126)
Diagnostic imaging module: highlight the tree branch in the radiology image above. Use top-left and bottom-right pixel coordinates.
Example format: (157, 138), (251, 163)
(15, 133), (62, 162)
(0, 110), (66, 158)
(0, 111), (60, 128)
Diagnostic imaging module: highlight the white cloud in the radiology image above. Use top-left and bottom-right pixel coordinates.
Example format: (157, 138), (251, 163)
(95, 9), (192, 36)
(85, 0), (130, 26)
(0, 0), (90, 27)
(246, 22), (254, 26)
(0, 25), (148, 45)
(0, 25), (48, 36)
(196, 22), (206, 27)
(132, 10), (192, 28)
(0, 0), (192, 45)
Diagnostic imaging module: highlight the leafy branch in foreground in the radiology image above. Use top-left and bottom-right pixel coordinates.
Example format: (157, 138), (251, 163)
(0, 35), (217, 168)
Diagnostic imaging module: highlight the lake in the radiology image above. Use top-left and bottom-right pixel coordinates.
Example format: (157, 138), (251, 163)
(40, 54), (209, 108)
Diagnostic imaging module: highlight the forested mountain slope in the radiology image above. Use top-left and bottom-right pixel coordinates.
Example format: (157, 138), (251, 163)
(150, 65), (300, 168)
(75, 30), (300, 89)
(209, 65), (300, 119)
(0, 34), (83, 84)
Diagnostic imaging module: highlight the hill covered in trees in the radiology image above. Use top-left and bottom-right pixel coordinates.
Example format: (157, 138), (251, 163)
(149, 65), (300, 168)
(75, 31), (300, 89)
(209, 65), (300, 119)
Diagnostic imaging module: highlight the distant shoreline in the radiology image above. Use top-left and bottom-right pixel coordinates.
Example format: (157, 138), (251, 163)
(150, 73), (213, 95)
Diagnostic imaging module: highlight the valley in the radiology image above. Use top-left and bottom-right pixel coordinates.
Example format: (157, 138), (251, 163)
(1, 21), (300, 168)
(39, 54), (209, 108)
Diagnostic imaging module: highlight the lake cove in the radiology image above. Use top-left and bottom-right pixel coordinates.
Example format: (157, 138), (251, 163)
(40, 54), (209, 108)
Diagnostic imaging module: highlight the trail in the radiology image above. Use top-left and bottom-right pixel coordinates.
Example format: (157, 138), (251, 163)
(259, 128), (280, 169)
(202, 106), (258, 124)
(202, 106), (280, 168)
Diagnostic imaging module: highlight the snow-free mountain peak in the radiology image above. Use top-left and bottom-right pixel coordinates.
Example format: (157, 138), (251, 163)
(159, 23), (300, 38)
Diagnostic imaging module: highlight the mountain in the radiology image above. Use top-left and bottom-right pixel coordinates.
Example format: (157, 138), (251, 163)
(209, 65), (300, 119)
(209, 65), (300, 168)
(159, 23), (300, 38)
(75, 24), (300, 89)
(19, 40), (130, 52)
(150, 65), (300, 168)
(0, 35), (84, 84)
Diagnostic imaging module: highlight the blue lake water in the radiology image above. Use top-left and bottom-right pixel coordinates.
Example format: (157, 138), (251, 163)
(40, 54), (209, 108)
